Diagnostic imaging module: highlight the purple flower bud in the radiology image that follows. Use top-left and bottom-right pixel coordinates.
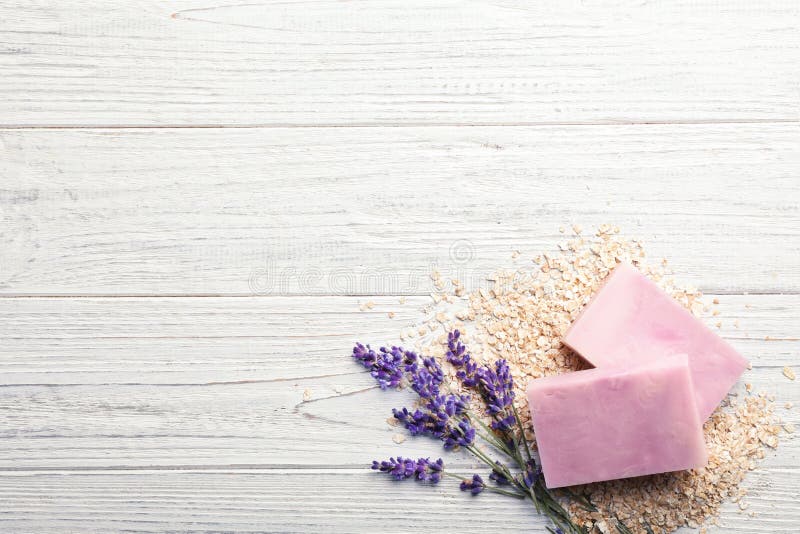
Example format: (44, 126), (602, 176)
(460, 474), (485, 495)
(370, 347), (405, 389)
(415, 457), (444, 483)
(422, 356), (444, 384)
(400, 348), (419, 372)
(522, 458), (542, 489)
(353, 339), (475, 451)
(443, 418), (476, 449)
(490, 414), (516, 433)
(392, 407), (430, 436)
(372, 457), (444, 484)
(352, 343), (377, 368)
(489, 461), (511, 486)
(446, 330), (470, 366)
(457, 360), (480, 388)
(478, 359), (516, 416)
(444, 332), (518, 435)
(410, 368), (440, 399)
(371, 456), (416, 480)
(353, 343), (419, 390)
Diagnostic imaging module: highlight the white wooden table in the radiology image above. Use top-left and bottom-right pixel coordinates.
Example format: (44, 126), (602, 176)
(1, 2), (799, 532)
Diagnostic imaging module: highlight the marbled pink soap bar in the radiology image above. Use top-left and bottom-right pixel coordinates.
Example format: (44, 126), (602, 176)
(564, 263), (748, 421)
(527, 354), (708, 488)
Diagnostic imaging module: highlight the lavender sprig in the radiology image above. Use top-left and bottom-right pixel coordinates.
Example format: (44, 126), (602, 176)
(354, 333), (629, 534)
(371, 457), (526, 499)
(360, 344), (477, 451)
(371, 456), (443, 483)
(479, 359), (517, 433)
(447, 330), (516, 434)
(353, 344), (418, 389)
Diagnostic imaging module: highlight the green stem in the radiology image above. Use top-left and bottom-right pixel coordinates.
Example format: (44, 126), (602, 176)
(474, 427), (514, 458)
(444, 380), (521, 464)
(465, 444), (529, 494)
(465, 444), (501, 472)
(486, 486), (527, 499)
(443, 472), (526, 499)
(560, 488), (597, 513)
(449, 416), (519, 491)
(533, 481), (586, 534)
(613, 514), (635, 534)
(437, 360), (587, 533)
(506, 404), (542, 512)
(512, 402), (533, 462)
(467, 412), (516, 457)
(440, 381), (515, 459)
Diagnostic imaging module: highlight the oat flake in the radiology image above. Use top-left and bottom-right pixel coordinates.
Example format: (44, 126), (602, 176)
(783, 366), (796, 381)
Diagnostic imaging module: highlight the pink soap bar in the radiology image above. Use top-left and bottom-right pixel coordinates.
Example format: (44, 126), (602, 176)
(564, 263), (748, 420)
(527, 354), (708, 488)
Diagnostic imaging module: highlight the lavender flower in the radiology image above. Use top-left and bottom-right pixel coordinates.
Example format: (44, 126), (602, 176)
(447, 330), (480, 387)
(479, 359), (516, 418)
(353, 341), (476, 450)
(353, 344), (418, 390)
(352, 343), (377, 368)
(392, 394), (475, 449)
(521, 458), (542, 489)
(446, 330), (469, 366)
(372, 456), (444, 483)
(406, 355), (445, 399)
(442, 417), (476, 449)
(372, 350), (404, 389)
(446, 331), (517, 433)
(391, 407), (430, 436)
(394, 346), (420, 372)
(489, 461), (512, 486)
(418, 457), (444, 482)
(371, 456), (415, 480)
(460, 474), (485, 495)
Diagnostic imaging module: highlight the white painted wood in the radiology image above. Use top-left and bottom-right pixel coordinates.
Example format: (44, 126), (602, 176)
(0, 468), (799, 534)
(2, 1), (799, 531)
(1, 1), (798, 126)
(1, 295), (797, 386)
(2, 123), (799, 296)
(0, 295), (796, 469)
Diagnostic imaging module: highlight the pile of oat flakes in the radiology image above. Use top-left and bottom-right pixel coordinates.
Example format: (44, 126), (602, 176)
(400, 224), (783, 534)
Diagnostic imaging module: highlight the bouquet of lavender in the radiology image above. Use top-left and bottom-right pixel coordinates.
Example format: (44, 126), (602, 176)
(352, 330), (621, 534)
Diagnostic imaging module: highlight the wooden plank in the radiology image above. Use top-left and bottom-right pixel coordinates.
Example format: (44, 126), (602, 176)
(1, 295), (797, 384)
(0, 364), (794, 470)
(1, 1), (798, 126)
(1, 295), (796, 469)
(0, 468), (798, 533)
(2, 123), (799, 295)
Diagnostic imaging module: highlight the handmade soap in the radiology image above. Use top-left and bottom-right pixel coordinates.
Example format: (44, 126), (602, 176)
(527, 354), (708, 488)
(564, 263), (748, 421)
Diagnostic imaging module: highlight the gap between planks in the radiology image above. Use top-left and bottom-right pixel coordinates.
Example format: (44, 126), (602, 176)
(0, 465), (462, 473)
(2, 119), (800, 130)
(2, 290), (799, 298)
(0, 464), (795, 473)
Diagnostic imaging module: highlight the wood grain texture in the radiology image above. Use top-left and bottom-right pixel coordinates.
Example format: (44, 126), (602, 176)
(3, 1), (799, 532)
(1, 295), (797, 468)
(1, 468), (799, 534)
(0, 294), (798, 531)
(1, 1), (799, 126)
(2, 123), (799, 296)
